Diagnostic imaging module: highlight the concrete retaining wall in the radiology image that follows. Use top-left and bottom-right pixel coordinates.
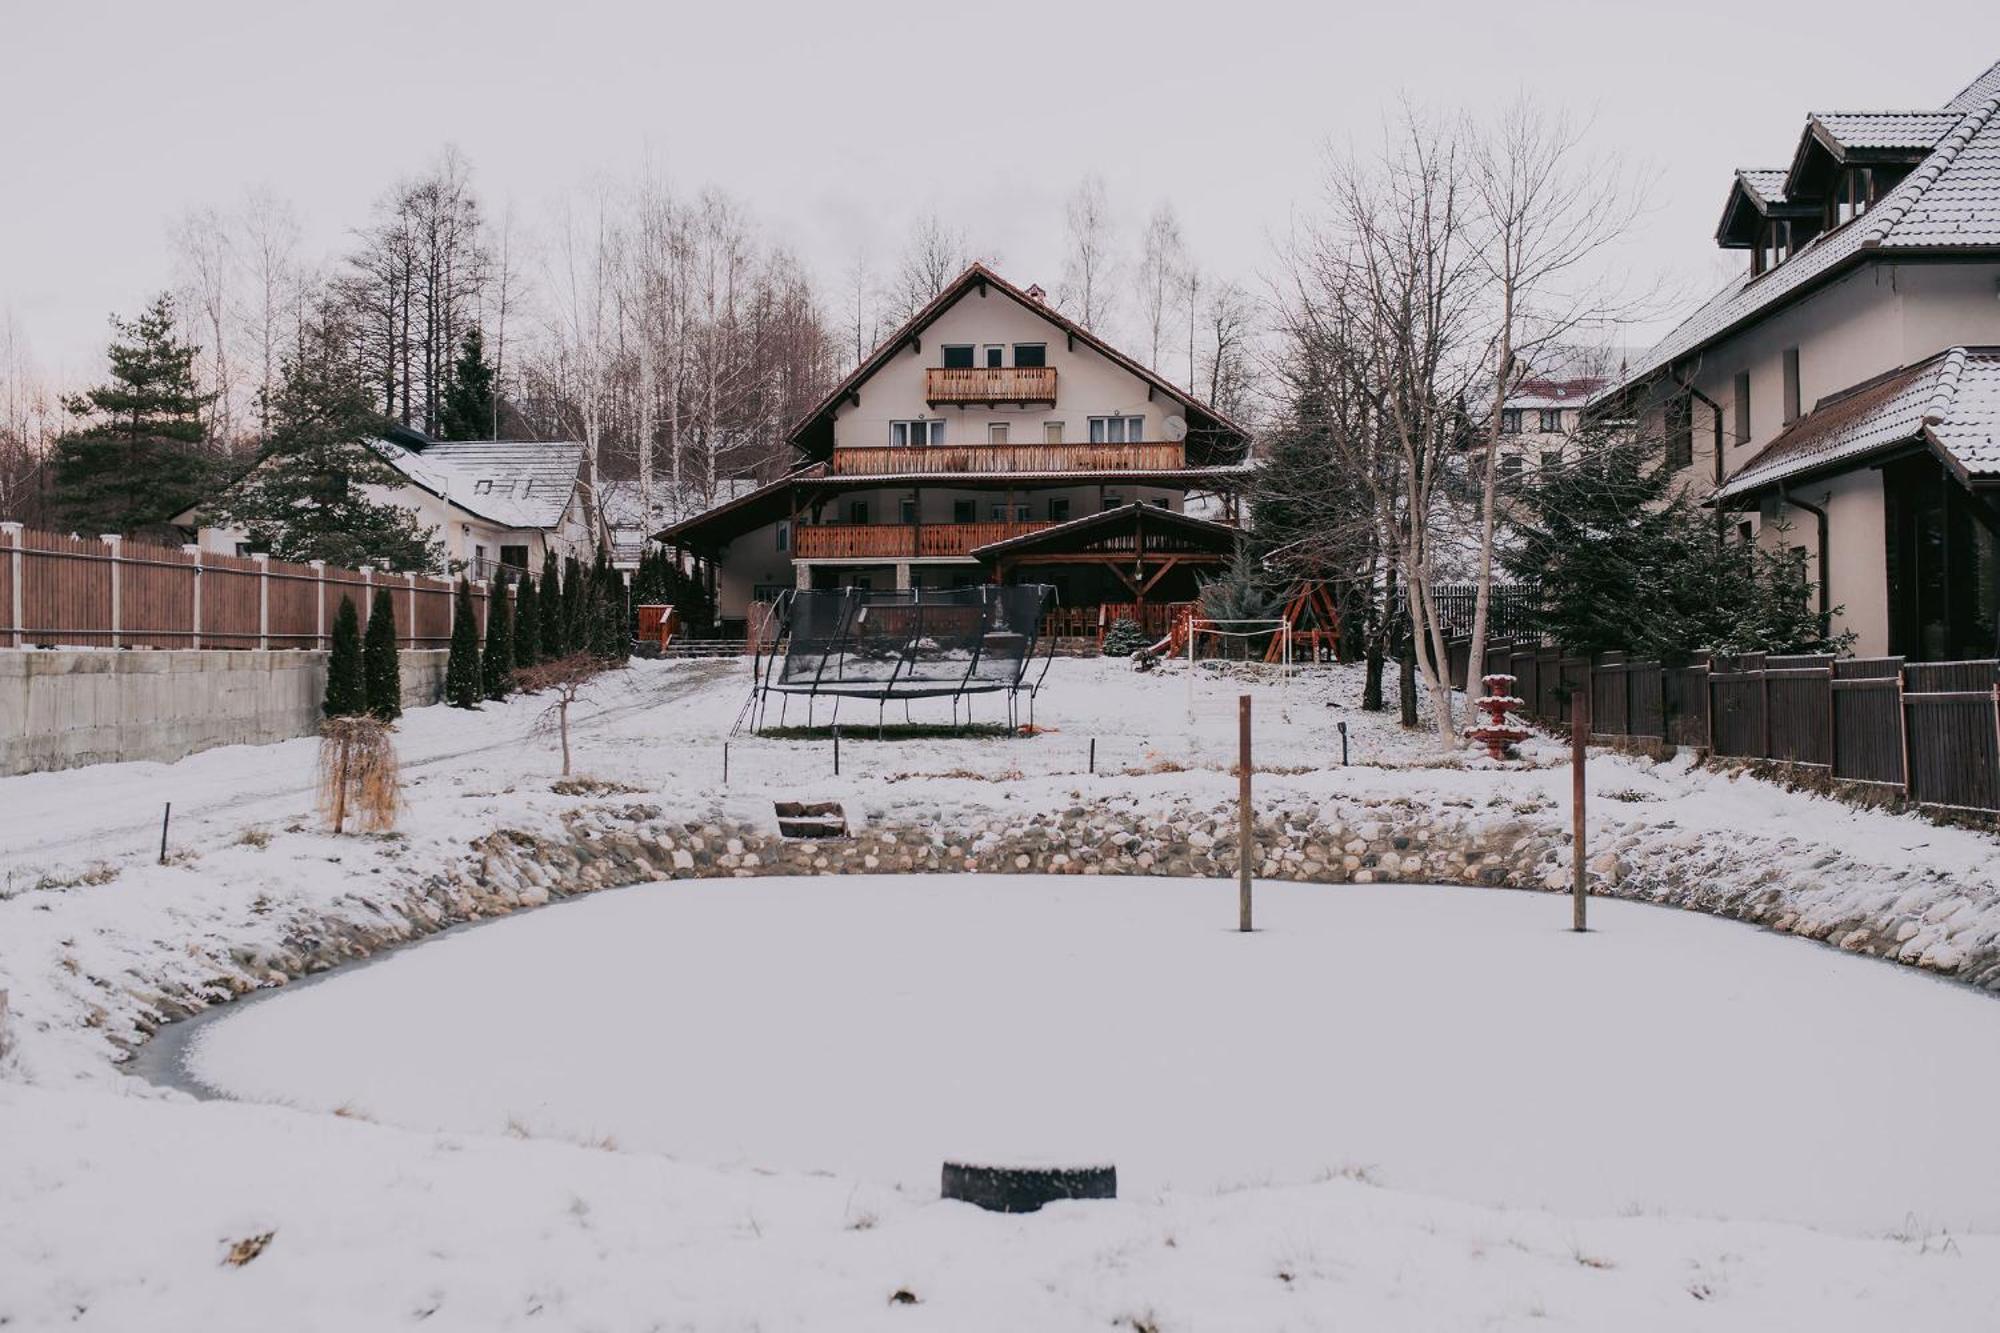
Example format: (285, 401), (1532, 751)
(0, 648), (450, 776)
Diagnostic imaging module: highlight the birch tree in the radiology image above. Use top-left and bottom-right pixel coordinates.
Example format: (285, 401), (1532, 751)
(1135, 202), (1185, 372)
(1058, 173), (1116, 331)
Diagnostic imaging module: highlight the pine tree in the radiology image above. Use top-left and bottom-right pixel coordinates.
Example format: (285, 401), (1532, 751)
(562, 554), (587, 655)
(324, 596), (366, 718)
(50, 294), (219, 536)
(483, 582), (514, 701)
(1102, 617), (1148, 657)
(363, 586), (402, 721)
(588, 549), (624, 661)
(445, 578), (482, 708)
(512, 572), (540, 670)
(437, 327), (497, 441)
(213, 303), (442, 572)
(539, 549), (565, 658)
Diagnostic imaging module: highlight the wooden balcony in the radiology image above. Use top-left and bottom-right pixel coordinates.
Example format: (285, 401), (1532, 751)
(924, 365), (1058, 405)
(795, 520), (1056, 560)
(830, 441), (1185, 476)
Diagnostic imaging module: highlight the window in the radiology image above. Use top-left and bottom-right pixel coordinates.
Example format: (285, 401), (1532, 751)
(1540, 451), (1562, 473)
(775, 521), (789, 552)
(474, 479), (494, 494)
(1102, 490), (1124, 512)
(952, 499), (975, 523)
(500, 544), (529, 570)
(1149, 496), (1170, 507)
(1737, 521), (1755, 546)
(1752, 219), (1793, 276)
(899, 498), (918, 525)
(474, 543), (488, 567)
(1733, 371), (1751, 447)
(1500, 409), (1522, 434)
(1538, 408), (1563, 433)
(1013, 343), (1046, 368)
(988, 422), (1010, 444)
(984, 345), (1004, 368)
(941, 345), (975, 368)
(1049, 497), (1071, 523)
(1664, 395), (1693, 471)
(1089, 415), (1145, 443)
(1044, 421), (1065, 444)
(1829, 167), (1875, 228)
(1782, 347), (1801, 425)
(1498, 454), (1522, 483)
(847, 500), (869, 525)
(890, 419), (945, 447)
(990, 502), (1030, 522)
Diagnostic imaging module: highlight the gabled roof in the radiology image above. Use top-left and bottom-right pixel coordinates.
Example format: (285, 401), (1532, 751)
(785, 263), (1250, 466)
(1605, 71), (2000, 404)
(969, 501), (1241, 562)
(1946, 58), (2000, 112)
(1713, 346), (2000, 503)
(377, 439), (586, 530)
(1808, 111), (1959, 153)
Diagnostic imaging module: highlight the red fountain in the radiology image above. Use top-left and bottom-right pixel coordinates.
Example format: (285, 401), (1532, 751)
(1466, 672), (1531, 760)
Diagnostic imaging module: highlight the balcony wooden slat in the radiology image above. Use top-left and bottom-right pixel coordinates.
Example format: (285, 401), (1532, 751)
(924, 365), (1058, 405)
(830, 441), (1185, 476)
(795, 520), (1056, 560)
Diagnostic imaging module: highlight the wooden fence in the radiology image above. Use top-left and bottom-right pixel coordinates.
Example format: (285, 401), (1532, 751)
(1, 522), (494, 652)
(1449, 635), (2000, 816)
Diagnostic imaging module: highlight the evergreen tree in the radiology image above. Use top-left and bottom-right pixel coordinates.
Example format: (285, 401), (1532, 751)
(1101, 618), (1148, 657)
(483, 582), (514, 700)
(512, 572), (540, 670)
(323, 596), (365, 718)
(444, 578), (482, 708)
(1503, 438), (1853, 657)
(562, 554), (587, 654)
(539, 549), (565, 658)
(212, 303), (442, 572)
(50, 294), (219, 536)
(363, 586), (402, 721)
(437, 327), (497, 441)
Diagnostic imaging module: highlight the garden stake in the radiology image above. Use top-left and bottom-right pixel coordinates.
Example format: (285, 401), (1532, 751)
(158, 802), (171, 865)
(1089, 738), (1096, 774)
(1239, 695), (1253, 932)
(1572, 690), (1588, 932)
(1338, 720), (1349, 766)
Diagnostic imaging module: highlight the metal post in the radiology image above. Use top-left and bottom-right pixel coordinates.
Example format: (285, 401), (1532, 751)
(405, 573), (419, 651)
(1238, 694), (1253, 933)
(1571, 689), (1589, 932)
(2, 522), (22, 647)
(252, 553), (270, 650)
(183, 545), (203, 649)
(833, 725), (841, 776)
(1338, 720), (1349, 766)
(1089, 737), (1096, 774)
(99, 534), (124, 648)
(309, 560), (327, 649)
(722, 741), (729, 785)
(158, 802), (171, 865)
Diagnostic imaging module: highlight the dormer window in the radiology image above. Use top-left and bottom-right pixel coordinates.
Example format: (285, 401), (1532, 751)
(1828, 167), (1875, 229)
(1751, 218), (1793, 276)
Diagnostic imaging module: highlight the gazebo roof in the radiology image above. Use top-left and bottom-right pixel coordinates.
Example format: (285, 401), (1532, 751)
(971, 502), (1241, 563)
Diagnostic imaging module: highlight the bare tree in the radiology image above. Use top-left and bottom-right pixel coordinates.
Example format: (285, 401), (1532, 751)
(1135, 202), (1185, 372)
(545, 184), (622, 532)
(169, 206), (240, 447)
(1460, 99), (1649, 695)
(887, 212), (970, 322)
(239, 187), (306, 442)
(1198, 280), (1258, 424)
(0, 310), (57, 524)
(1057, 173), (1117, 331)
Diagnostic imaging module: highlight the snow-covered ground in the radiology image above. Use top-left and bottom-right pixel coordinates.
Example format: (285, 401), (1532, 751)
(185, 875), (2000, 1234)
(6, 655), (2000, 1328)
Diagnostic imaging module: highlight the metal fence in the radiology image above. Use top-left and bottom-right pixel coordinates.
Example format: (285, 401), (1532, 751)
(1449, 635), (2000, 816)
(1, 522), (495, 652)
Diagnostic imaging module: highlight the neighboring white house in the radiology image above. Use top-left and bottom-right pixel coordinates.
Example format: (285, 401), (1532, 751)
(181, 435), (601, 580)
(1494, 373), (1611, 484)
(1594, 57), (2000, 659)
(598, 477), (763, 573)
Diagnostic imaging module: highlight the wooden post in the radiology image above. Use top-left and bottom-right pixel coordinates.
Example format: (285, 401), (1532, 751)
(184, 545), (204, 649)
(1238, 693), (1253, 933)
(1571, 689), (1588, 932)
(1088, 737), (1096, 774)
(158, 802), (171, 865)
(310, 560), (327, 649)
(405, 573), (419, 651)
(253, 553), (271, 650)
(331, 736), (349, 834)
(100, 535), (122, 648)
(2, 522), (22, 647)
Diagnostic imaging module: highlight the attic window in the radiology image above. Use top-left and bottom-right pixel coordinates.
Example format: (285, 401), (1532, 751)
(1828, 167), (1875, 229)
(474, 479), (494, 494)
(1751, 218), (1793, 276)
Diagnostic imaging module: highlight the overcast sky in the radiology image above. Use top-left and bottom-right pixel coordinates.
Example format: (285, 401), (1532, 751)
(4, 0), (1996, 381)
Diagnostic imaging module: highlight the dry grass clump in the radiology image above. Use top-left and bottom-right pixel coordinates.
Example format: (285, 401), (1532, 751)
(317, 717), (401, 834)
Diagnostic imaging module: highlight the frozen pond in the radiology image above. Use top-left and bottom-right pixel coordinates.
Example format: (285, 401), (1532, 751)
(183, 875), (2000, 1233)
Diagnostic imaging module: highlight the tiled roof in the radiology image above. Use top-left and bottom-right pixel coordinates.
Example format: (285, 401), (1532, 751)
(377, 439), (585, 530)
(1946, 59), (2000, 113)
(1736, 169), (1791, 206)
(600, 478), (762, 564)
(1809, 111), (1958, 151)
(1714, 347), (2000, 501)
(1604, 84), (2000, 400)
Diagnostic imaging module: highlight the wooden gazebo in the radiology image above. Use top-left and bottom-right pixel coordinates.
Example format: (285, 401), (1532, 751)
(972, 503), (1239, 635)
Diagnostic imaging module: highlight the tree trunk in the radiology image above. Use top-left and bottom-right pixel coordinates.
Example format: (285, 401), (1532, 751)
(1398, 644), (1418, 727)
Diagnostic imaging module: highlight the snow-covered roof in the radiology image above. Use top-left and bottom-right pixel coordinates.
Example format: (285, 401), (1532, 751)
(1606, 63), (2000, 402)
(375, 439), (586, 531)
(1808, 111), (1959, 152)
(1734, 169), (1792, 208)
(599, 477), (764, 564)
(1714, 346), (2000, 502)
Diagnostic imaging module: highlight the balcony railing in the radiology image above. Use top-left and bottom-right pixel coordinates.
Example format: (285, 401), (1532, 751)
(830, 441), (1185, 476)
(924, 365), (1059, 405)
(794, 520), (1056, 560)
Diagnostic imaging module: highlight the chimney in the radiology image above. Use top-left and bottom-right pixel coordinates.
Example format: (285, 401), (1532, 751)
(1025, 283), (1047, 303)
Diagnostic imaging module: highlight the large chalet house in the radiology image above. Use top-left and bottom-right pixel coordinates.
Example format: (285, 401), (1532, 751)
(1594, 58), (2000, 660)
(658, 264), (1253, 637)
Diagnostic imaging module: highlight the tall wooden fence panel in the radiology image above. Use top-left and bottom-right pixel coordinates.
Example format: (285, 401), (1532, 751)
(1903, 661), (2000, 813)
(1764, 655), (1833, 768)
(0, 526), (489, 653)
(1832, 658), (1905, 786)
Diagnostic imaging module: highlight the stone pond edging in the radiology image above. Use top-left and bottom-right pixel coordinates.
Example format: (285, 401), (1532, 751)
(113, 788), (2000, 1065)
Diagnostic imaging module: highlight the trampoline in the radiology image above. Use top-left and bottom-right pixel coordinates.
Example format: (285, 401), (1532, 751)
(739, 585), (1057, 736)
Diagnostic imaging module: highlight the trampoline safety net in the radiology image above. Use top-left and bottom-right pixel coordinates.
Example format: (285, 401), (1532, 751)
(766, 584), (1054, 699)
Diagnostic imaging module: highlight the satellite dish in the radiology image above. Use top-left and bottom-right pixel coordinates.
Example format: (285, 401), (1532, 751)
(1162, 415), (1188, 442)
